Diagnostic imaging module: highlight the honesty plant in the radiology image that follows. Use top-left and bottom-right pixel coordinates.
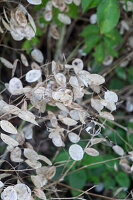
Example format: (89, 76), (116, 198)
(0, 0), (133, 199)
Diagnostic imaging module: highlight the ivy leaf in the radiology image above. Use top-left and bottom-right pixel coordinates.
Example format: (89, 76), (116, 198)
(97, 0), (120, 33)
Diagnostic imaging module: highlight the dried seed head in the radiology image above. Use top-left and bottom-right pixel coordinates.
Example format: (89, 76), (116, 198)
(24, 148), (39, 160)
(8, 77), (23, 95)
(25, 159), (42, 169)
(10, 147), (23, 162)
(90, 14), (97, 24)
(31, 49), (44, 63)
(0, 120), (17, 134)
(99, 111), (114, 121)
(68, 132), (80, 143)
(14, 184), (31, 200)
(58, 13), (71, 24)
(54, 73), (66, 87)
(73, 0), (81, 6)
(112, 145), (125, 156)
(0, 181), (4, 189)
(103, 55), (113, 66)
(15, 9), (27, 27)
(1, 133), (19, 147)
(31, 175), (47, 188)
(85, 147), (99, 156)
(26, 70), (42, 83)
(65, 0), (73, 4)
(104, 90), (118, 103)
(69, 144), (84, 160)
(44, 10), (53, 21)
(21, 54), (29, 67)
(0, 57), (13, 69)
(34, 188), (47, 200)
(27, 0), (42, 5)
(1, 186), (17, 200)
(72, 58), (83, 73)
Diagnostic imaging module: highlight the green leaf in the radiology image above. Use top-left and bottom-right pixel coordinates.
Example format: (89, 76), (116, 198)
(54, 151), (70, 163)
(80, 25), (99, 37)
(53, 7), (63, 27)
(108, 128), (126, 146)
(115, 172), (130, 188)
(115, 191), (127, 199)
(109, 78), (124, 90)
(104, 37), (118, 57)
(127, 66), (133, 83)
(22, 36), (40, 54)
(104, 154), (117, 169)
(83, 35), (101, 53)
(67, 3), (78, 19)
(128, 134), (133, 146)
(22, 40), (32, 54)
(105, 29), (122, 44)
(34, 0), (49, 11)
(36, 27), (43, 37)
(81, 0), (92, 12)
(31, 37), (40, 46)
(46, 104), (58, 112)
(128, 122), (133, 129)
(67, 170), (87, 196)
(93, 42), (105, 63)
(115, 67), (126, 80)
(104, 176), (116, 189)
(82, 154), (104, 168)
(81, 0), (101, 12)
(97, 0), (120, 33)
(87, 167), (104, 184)
(54, 151), (72, 180)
